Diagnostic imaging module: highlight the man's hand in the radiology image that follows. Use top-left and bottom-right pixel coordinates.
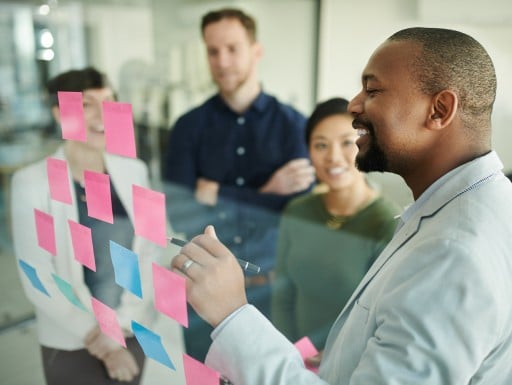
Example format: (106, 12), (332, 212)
(195, 178), (220, 206)
(84, 326), (123, 359)
(259, 158), (315, 195)
(171, 225), (248, 327)
(103, 348), (140, 382)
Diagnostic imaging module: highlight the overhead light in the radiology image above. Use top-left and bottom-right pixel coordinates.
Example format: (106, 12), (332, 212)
(40, 29), (54, 48)
(38, 4), (50, 15)
(38, 0), (58, 15)
(37, 49), (54, 61)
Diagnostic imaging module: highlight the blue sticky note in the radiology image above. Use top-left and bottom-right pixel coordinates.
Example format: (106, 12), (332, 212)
(18, 259), (50, 297)
(131, 321), (176, 370)
(52, 274), (88, 312)
(109, 241), (142, 298)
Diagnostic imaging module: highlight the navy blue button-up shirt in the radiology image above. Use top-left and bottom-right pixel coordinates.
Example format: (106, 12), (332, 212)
(164, 92), (309, 273)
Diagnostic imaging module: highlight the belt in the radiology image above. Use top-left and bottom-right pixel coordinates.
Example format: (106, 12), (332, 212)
(244, 271), (274, 288)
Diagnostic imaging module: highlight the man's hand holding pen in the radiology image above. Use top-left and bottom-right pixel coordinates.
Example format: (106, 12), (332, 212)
(171, 225), (248, 328)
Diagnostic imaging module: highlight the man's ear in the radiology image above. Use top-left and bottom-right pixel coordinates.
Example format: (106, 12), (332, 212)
(427, 89), (458, 130)
(253, 42), (264, 61)
(51, 105), (61, 124)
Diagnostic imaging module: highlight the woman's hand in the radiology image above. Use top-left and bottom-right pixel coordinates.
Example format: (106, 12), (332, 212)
(84, 325), (123, 359)
(103, 348), (140, 382)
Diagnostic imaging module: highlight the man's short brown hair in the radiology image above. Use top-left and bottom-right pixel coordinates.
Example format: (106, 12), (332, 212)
(201, 8), (257, 42)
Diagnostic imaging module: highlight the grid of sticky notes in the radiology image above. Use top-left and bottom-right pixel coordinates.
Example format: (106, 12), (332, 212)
(18, 91), (220, 384)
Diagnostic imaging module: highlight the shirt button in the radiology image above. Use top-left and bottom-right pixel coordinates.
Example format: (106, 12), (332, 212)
(236, 146), (245, 156)
(233, 235), (243, 244)
(236, 177), (245, 186)
(237, 116), (245, 125)
(218, 211), (227, 220)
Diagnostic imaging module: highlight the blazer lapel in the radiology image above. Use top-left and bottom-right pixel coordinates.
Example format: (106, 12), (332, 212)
(105, 154), (136, 224)
(336, 214), (423, 319)
(49, 167), (81, 279)
(334, 152), (503, 323)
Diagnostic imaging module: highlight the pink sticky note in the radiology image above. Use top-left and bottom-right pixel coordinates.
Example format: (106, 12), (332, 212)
(294, 336), (319, 373)
(103, 101), (137, 158)
(57, 91), (87, 141)
(83, 170), (113, 223)
(91, 297), (126, 347)
(34, 209), (57, 255)
(46, 157), (72, 204)
(183, 353), (220, 385)
(132, 184), (166, 247)
(68, 219), (96, 271)
(152, 263), (188, 327)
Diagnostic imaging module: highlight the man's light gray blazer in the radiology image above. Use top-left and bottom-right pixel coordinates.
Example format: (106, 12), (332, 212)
(206, 151), (512, 385)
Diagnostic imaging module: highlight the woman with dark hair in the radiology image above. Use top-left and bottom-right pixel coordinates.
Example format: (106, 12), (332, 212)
(271, 97), (400, 356)
(11, 67), (163, 384)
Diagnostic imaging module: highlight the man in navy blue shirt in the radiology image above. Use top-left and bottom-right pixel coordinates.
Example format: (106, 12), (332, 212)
(164, 7), (315, 361)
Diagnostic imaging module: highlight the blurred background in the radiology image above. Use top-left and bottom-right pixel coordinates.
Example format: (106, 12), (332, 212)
(0, 0), (511, 383)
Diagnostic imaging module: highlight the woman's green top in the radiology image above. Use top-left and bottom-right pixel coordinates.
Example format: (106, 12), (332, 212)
(271, 192), (400, 349)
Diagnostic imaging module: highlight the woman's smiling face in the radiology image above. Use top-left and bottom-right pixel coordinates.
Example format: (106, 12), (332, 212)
(309, 114), (362, 192)
(81, 87), (115, 151)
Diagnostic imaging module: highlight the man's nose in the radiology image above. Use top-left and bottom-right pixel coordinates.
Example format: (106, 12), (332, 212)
(348, 91), (364, 116)
(216, 50), (230, 68)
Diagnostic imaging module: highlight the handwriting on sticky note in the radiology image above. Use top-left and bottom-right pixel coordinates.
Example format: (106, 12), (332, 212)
(103, 101), (137, 158)
(57, 91), (87, 141)
(152, 263), (188, 327)
(132, 184), (166, 246)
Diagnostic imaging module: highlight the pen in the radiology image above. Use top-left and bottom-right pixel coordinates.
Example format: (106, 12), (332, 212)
(167, 237), (261, 274)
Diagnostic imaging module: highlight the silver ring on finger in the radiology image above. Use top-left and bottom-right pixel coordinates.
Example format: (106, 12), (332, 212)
(181, 259), (195, 273)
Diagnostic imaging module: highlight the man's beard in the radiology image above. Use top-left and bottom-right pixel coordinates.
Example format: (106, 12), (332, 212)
(215, 69), (249, 95)
(354, 118), (389, 172)
(355, 133), (388, 173)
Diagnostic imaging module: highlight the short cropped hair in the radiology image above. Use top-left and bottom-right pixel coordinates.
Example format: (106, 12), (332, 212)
(46, 67), (112, 107)
(201, 8), (257, 42)
(305, 97), (350, 146)
(388, 27), (497, 129)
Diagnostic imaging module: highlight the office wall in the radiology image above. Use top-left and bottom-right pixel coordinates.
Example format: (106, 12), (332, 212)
(151, 0), (317, 121)
(317, 0), (512, 207)
(84, 4), (155, 92)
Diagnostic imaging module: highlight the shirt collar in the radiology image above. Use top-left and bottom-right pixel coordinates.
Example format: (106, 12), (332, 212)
(213, 90), (270, 115)
(400, 151), (500, 225)
(250, 91), (271, 113)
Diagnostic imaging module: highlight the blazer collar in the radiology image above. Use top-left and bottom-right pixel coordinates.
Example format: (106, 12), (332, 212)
(103, 152), (136, 224)
(337, 151), (504, 317)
